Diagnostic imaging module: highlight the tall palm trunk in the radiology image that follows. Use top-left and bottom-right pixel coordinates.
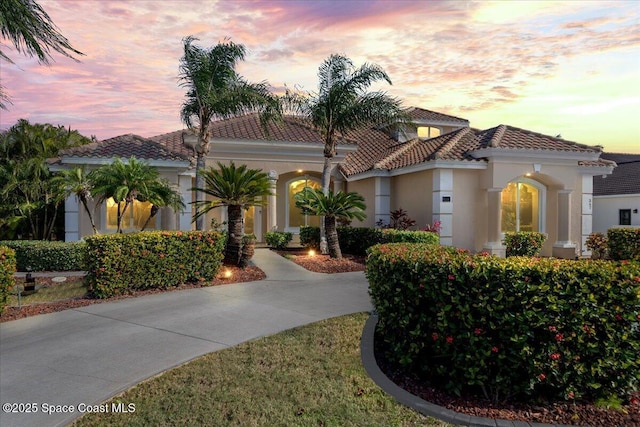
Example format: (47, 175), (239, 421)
(319, 155), (333, 254)
(225, 204), (243, 265)
(194, 152), (207, 230)
(79, 196), (98, 234)
(324, 215), (341, 259)
(141, 205), (159, 231)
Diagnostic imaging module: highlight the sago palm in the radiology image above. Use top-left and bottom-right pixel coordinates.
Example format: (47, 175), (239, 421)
(192, 162), (272, 265)
(294, 188), (366, 259)
(179, 36), (281, 230)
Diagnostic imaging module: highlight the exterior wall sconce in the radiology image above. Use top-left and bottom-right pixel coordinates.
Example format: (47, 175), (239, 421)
(533, 163), (541, 173)
(634, 209), (638, 214)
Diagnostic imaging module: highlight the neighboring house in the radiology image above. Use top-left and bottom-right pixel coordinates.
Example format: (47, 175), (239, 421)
(592, 153), (640, 233)
(52, 107), (616, 258)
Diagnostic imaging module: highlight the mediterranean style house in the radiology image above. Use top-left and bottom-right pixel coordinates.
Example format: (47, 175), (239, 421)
(52, 107), (616, 258)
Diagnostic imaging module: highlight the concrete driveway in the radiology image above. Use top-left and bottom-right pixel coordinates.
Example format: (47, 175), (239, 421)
(0, 249), (372, 427)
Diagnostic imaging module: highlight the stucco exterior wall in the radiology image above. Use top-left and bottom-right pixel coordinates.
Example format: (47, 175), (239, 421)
(593, 194), (640, 232)
(452, 169), (481, 251)
(346, 179), (376, 227)
(390, 170), (434, 229)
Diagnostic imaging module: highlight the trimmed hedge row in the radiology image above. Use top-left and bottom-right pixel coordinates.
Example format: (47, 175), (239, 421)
(264, 231), (293, 249)
(608, 228), (640, 260)
(367, 243), (640, 403)
(300, 226), (439, 255)
(0, 246), (16, 314)
(503, 231), (546, 257)
(0, 240), (86, 271)
(85, 231), (225, 298)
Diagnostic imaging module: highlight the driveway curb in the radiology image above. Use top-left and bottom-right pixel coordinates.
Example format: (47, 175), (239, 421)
(360, 313), (577, 427)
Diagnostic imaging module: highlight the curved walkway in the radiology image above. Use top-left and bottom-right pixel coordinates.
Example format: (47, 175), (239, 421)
(0, 249), (372, 427)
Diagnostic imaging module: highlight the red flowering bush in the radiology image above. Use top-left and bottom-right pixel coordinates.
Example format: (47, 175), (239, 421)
(0, 246), (16, 314)
(367, 243), (640, 404)
(85, 231), (225, 298)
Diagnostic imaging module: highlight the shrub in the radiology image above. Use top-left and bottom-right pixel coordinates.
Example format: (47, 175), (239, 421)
(264, 231), (293, 249)
(299, 226), (440, 255)
(367, 243), (640, 404)
(300, 226), (320, 249)
(0, 240), (86, 271)
(585, 232), (608, 259)
(85, 231), (225, 298)
(380, 229), (440, 245)
(503, 232), (547, 257)
(608, 228), (640, 260)
(0, 246), (16, 314)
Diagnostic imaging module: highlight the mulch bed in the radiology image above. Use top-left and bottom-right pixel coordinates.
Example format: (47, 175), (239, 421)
(274, 248), (366, 273)
(0, 266), (265, 323)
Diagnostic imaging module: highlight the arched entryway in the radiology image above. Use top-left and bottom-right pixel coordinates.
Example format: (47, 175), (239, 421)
(500, 177), (546, 233)
(285, 176), (321, 232)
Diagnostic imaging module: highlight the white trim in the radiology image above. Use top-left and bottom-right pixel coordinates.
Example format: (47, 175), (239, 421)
(577, 165), (615, 175)
(59, 157), (191, 168)
(469, 147), (601, 162)
(344, 160), (487, 182)
(593, 193), (640, 199)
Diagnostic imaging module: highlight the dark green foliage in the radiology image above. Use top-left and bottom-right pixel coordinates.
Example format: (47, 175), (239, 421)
(504, 231), (547, 257)
(608, 228), (640, 260)
(367, 243), (640, 403)
(85, 231), (224, 298)
(299, 226), (440, 255)
(0, 240), (86, 271)
(264, 231), (293, 249)
(0, 246), (16, 314)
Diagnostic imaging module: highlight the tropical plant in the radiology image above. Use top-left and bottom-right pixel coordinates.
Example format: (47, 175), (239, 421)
(0, 0), (83, 109)
(178, 36), (281, 231)
(51, 166), (98, 234)
(284, 54), (404, 252)
(91, 157), (183, 233)
(264, 231), (293, 250)
(192, 162), (273, 265)
(294, 188), (366, 259)
(137, 180), (185, 232)
(0, 119), (92, 239)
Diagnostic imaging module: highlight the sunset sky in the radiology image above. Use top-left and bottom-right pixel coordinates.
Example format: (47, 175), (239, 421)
(1, 0), (639, 153)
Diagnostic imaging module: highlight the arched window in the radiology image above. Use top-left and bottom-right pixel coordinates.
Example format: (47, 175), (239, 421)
(501, 178), (545, 233)
(286, 177), (321, 231)
(106, 198), (156, 231)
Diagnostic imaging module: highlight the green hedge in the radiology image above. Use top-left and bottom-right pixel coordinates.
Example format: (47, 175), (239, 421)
(85, 231), (225, 298)
(608, 228), (640, 260)
(0, 240), (86, 271)
(503, 231), (547, 257)
(367, 243), (640, 403)
(264, 231), (293, 249)
(299, 226), (439, 255)
(0, 246), (16, 314)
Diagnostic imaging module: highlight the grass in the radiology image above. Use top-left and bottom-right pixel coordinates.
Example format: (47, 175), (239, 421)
(8, 277), (87, 305)
(73, 313), (451, 427)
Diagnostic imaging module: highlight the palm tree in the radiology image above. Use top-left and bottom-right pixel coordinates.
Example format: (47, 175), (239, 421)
(91, 157), (183, 233)
(284, 54), (404, 252)
(52, 166), (98, 234)
(178, 36), (281, 231)
(0, 0), (84, 109)
(192, 162), (272, 265)
(294, 188), (366, 259)
(138, 181), (185, 232)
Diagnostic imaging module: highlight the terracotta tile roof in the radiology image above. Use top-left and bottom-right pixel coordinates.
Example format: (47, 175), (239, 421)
(407, 107), (469, 125)
(59, 134), (192, 162)
(474, 125), (603, 153)
(341, 124), (609, 176)
(594, 153), (640, 196)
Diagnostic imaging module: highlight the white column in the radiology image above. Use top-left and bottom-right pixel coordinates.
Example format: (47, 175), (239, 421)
(333, 176), (345, 193)
(553, 189), (577, 259)
(374, 176), (391, 226)
(580, 176), (593, 257)
(482, 188), (506, 257)
(178, 173), (193, 231)
(64, 196), (80, 242)
(267, 170), (278, 231)
(432, 169), (453, 246)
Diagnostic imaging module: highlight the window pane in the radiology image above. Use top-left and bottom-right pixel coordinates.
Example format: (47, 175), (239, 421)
(620, 209), (631, 225)
(106, 198), (131, 229)
(288, 178), (321, 228)
(133, 200), (154, 230)
(245, 206), (254, 234)
(518, 183), (538, 231)
(501, 183), (517, 232)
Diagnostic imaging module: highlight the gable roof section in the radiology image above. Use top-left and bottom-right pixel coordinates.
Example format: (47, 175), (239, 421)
(474, 125), (602, 153)
(593, 153), (640, 196)
(59, 133), (192, 163)
(407, 107), (469, 126)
